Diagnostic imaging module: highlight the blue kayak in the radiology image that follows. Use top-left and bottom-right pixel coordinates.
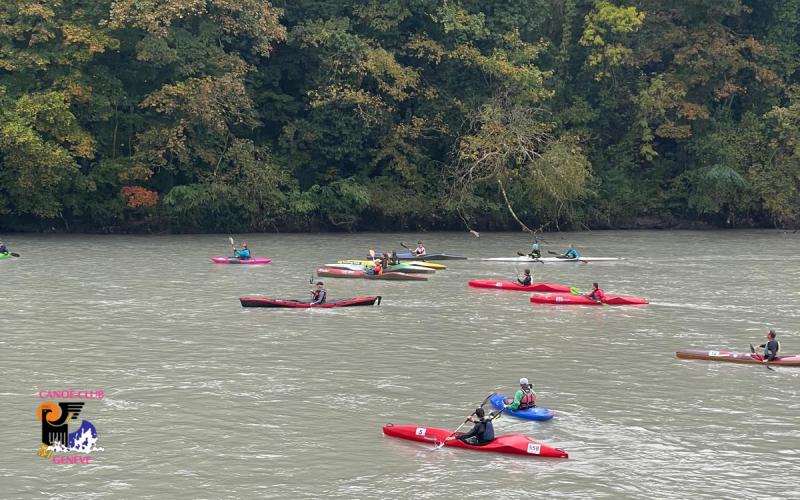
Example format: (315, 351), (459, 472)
(368, 252), (467, 261)
(490, 393), (554, 421)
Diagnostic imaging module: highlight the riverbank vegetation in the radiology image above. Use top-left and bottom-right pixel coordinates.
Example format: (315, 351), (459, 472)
(1, 0), (799, 232)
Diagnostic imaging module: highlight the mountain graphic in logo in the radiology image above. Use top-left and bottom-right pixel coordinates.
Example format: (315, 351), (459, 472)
(37, 401), (99, 454)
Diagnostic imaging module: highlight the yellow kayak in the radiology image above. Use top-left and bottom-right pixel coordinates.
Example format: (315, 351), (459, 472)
(337, 259), (447, 270)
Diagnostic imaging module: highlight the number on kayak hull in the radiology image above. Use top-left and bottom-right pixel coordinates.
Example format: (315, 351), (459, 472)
(415, 427), (427, 436)
(709, 351), (720, 357)
(527, 443), (541, 455)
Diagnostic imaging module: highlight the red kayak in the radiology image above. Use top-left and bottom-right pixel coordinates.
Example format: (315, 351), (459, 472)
(676, 349), (800, 367)
(316, 267), (428, 281)
(382, 424), (568, 458)
(240, 296), (381, 308)
(211, 257), (272, 265)
(468, 279), (571, 293)
(530, 293), (649, 305)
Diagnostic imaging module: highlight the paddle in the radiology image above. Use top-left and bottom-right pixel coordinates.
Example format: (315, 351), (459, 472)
(399, 242), (411, 251)
(750, 344), (775, 371)
(229, 236), (237, 256)
(435, 392), (495, 449)
(10, 252), (19, 257)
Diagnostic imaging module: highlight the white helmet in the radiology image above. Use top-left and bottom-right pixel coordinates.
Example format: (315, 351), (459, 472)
(519, 377), (529, 385)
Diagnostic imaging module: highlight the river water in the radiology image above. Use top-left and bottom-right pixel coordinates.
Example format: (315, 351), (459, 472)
(1, 230), (799, 499)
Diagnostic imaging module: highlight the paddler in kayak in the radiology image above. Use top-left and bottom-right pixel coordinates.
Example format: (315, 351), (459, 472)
(388, 250), (401, 266)
(586, 283), (605, 302)
(368, 259), (384, 275)
(559, 244), (579, 260)
(232, 242), (251, 260)
(413, 241), (426, 256)
(0, 240), (8, 255)
(310, 282), (327, 304)
(517, 269), (532, 286)
(506, 378), (537, 411)
(529, 240), (541, 259)
(451, 407), (495, 446)
(754, 329), (781, 362)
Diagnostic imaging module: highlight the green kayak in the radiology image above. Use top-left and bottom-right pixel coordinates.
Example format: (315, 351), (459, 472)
(385, 263), (434, 274)
(0, 252), (11, 260)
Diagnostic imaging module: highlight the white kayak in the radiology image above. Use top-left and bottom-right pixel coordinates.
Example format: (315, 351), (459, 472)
(480, 256), (622, 263)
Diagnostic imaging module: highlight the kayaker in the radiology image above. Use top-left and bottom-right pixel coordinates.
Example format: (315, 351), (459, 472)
(0, 240), (8, 255)
(756, 329), (781, 362)
(381, 252), (391, 270)
(413, 241), (426, 256)
(388, 251), (400, 266)
(587, 283), (605, 302)
(310, 282), (327, 304)
(560, 244), (579, 260)
(368, 260), (384, 275)
(506, 378), (536, 411)
(529, 240), (541, 259)
(454, 407), (495, 446)
(517, 269), (532, 286)
(233, 242), (251, 260)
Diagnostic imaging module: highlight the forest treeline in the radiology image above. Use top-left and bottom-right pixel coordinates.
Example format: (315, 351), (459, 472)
(1, 0), (800, 233)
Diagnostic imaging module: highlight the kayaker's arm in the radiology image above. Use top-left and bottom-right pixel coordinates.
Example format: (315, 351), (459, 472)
(506, 390), (523, 411)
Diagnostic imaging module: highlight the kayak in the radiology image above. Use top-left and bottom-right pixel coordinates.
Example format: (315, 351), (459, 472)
(0, 252), (11, 260)
(339, 259), (447, 270)
(530, 293), (649, 305)
(468, 279), (572, 293)
(489, 394), (555, 421)
(676, 349), (800, 367)
(371, 252), (468, 261)
(386, 263), (434, 274)
(240, 296), (381, 308)
(382, 424), (568, 458)
(316, 268), (428, 281)
(325, 263), (433, 274)
(481, 256), (621, 263)
(211, 257), (272, 265)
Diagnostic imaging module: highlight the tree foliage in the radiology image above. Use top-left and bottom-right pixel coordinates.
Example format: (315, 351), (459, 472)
(1, 0), (799, 231)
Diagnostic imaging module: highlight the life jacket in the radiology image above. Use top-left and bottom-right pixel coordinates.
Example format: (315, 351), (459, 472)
(312, 289), (326, 303)
(764, 340), (781, 357)
(518, 387), (536, 409)
(590, 289), (605, 301)
(479, 419), (494, 442)
(520, 275), (532, 286)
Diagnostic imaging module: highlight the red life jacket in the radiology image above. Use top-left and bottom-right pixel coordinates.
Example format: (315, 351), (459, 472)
(519, 387), (536, 409)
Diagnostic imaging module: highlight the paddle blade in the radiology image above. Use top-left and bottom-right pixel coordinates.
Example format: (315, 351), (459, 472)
(229, 237), (235, 246)
(570, 287), (581, 295)
(369, 249), (376, 259)
(10, 252), (19, 257)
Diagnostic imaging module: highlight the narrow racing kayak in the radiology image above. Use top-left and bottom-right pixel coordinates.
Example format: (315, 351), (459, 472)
(468, 279), (571, 293)
(676, 349), (800, 367)
(530, 293), (649, 305)
(326, 263), (433, 274)
(373, 252), (467, 261)
(382, 424), (568, 458)
(240, 296), (381, 308)
(0, 253), (12, 260)
(316, 268), (428, 281)
(339, 259), (447, 270)
(489, 394), (555, 421)
(481, 256), (621, 263)
(211, 257), (272, 265)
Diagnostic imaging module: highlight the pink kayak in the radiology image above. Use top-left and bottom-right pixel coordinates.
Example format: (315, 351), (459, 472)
(211, 257), (272, 265)
(530, 293), (649, 305)
(382, 424), (568, 458)
(468, 279), (571, 293)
